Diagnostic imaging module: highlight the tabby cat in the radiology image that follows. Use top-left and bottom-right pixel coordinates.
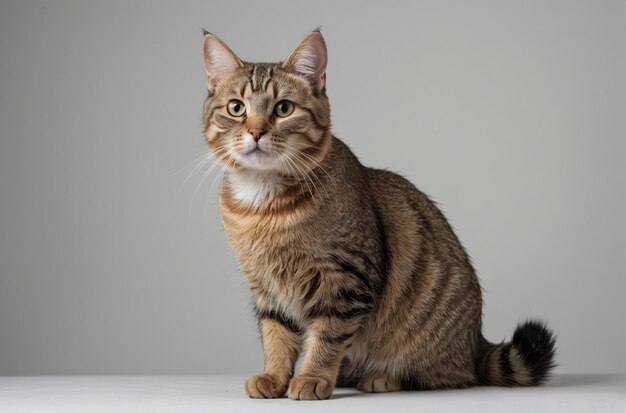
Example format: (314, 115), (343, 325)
(201, 29), (556, 400)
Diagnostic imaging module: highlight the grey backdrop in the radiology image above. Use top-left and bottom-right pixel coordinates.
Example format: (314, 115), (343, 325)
(0, 0), (624, 375)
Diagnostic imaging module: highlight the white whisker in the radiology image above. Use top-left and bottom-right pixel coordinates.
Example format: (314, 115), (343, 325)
(178, 144), (230, 192)
(172, 150), (212, 177)
(290, 150), (331, 200)
(280, 154), (306, 200)
(291, 142), (338, 191)
(284, 151), (319, 209)
(187, 145), (231, 215)
(204, 153), (237, 215)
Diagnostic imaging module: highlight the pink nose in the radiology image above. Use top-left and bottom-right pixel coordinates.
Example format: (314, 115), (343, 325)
(249, 128), (267, 142)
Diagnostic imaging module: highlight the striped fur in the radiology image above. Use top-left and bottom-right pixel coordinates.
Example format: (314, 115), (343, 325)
(201, 30), (556, 400)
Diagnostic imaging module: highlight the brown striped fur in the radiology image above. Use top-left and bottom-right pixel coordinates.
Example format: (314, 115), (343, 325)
(201, 30), (556, 400)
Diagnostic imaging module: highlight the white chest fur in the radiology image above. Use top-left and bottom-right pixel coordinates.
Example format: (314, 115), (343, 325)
(226, 171), (284, 206)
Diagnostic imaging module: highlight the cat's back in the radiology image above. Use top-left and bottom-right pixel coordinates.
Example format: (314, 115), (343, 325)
(342, 165), (482, 382)
(365, 166), (474, 270)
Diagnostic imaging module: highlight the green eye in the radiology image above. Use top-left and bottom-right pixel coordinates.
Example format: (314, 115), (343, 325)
(274, 100), (294, 117)
(227, 99), (246, 117)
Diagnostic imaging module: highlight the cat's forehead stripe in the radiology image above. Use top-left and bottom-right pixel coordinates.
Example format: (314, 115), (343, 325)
(249, 64), (273, 93)
(263, 67), (274, 92)
(239, 81), (248, 98)
(250, 65), (258, 90)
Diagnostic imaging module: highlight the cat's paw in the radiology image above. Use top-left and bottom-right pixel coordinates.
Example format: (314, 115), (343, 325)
(288, 375), (333, 400)
(245, 374), (288, 399)
(357, 374), (402, 393)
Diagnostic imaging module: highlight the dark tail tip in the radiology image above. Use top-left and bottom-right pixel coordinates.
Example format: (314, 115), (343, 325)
(512, 320), (557, 385)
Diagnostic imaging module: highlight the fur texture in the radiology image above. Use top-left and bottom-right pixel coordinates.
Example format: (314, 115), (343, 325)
(201, 30), (556, 400)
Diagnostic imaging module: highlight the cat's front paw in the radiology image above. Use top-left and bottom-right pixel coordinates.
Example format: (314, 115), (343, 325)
(288, 375), (333, 400)
(245, 374), (288, 399)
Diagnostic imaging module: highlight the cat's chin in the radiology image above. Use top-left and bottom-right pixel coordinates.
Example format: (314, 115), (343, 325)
(236, 151), (284, 174)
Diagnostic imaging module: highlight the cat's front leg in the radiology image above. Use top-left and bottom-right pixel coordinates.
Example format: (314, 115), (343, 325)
(288, 310), (367, 400)
(245, 310), (302, 399)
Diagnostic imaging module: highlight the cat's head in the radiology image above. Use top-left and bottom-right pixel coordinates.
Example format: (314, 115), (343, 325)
(202, 30), (331, 176)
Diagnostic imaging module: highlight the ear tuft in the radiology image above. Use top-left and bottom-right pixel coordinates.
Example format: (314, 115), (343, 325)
(283, 31), (327, 91)
(202, 33), (243, 90)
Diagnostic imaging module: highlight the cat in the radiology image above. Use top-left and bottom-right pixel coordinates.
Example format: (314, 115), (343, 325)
(201, 29), (556, 400)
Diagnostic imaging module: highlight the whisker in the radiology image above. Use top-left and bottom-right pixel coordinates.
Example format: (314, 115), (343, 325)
(179, 155), (213, 192)
(290, 142), (338, 191)
(172, 150), (212, 177)
(285, 147), (331, 204)
(188, 146), (232, 215)
(290, 150), (330, 200)
(281, 152), (314, 206)
(279, 154), (306, 201)
(267, 139), (327, 208)
(178, 144), (230, 191)
(203, 150), (239, 214)
(204, 169), (226, 214)
(203, 153), (238, 216)
(285, 151), (320, 209)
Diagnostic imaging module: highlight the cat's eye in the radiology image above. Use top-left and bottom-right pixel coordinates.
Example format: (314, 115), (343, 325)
(274, 100), (294, 117)
(227, 99), (246, 117)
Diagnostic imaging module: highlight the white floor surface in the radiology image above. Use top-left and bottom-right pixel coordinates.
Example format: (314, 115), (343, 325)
(1, 374), (624, 412)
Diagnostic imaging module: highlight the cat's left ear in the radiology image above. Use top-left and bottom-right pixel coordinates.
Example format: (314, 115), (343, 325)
(283, 30), (327, 91)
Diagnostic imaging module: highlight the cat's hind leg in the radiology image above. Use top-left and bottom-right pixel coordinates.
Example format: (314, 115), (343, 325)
(357, 372), (402, 393)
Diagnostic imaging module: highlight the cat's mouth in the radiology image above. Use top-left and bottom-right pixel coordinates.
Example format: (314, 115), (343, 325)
(240, 145), (279, 169)
(243, 143), (272, 158)
(237, 141), (284, 171)
(245, 146), (267, 155)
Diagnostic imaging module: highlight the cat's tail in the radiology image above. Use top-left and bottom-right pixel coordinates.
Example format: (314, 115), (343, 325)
(477, 320), (556, 386)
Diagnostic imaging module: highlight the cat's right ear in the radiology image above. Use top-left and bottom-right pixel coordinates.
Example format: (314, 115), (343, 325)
(202, 31), (243, 91)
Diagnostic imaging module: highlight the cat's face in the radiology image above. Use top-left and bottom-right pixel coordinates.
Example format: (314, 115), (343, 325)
(202, 31), (331, 176)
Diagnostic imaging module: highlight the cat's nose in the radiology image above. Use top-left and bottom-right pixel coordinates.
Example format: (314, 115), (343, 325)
(248, 128), (267, 142)
(246, 116), (269, 142)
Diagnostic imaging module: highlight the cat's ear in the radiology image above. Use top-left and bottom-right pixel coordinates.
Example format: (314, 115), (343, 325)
(283, 30), (327, 91)
(202, 31), (244, 90)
